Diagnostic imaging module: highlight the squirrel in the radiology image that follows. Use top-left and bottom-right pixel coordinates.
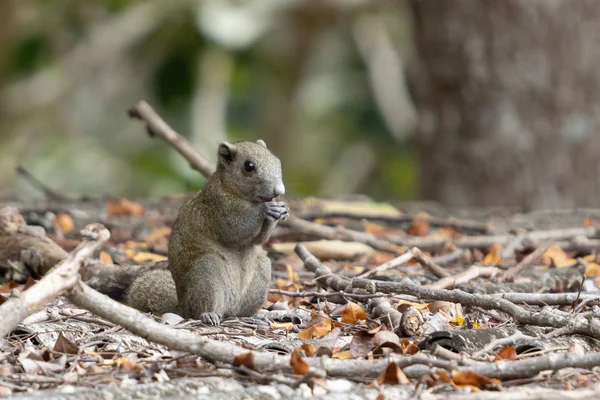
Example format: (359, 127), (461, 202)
(126, 140), (288, 325)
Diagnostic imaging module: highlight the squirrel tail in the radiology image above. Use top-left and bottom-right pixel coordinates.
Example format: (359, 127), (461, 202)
(126, 269), (178, 315)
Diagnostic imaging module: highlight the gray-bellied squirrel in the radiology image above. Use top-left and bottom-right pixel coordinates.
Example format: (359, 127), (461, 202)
(126, 140), (288, 325)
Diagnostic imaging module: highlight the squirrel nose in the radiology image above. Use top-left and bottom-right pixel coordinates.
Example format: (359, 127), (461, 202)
(274, 183), (285, 197)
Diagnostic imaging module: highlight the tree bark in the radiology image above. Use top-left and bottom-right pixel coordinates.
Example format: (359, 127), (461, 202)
(410, 0), (600, 209)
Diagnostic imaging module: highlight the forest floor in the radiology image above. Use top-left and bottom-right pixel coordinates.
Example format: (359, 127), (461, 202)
(2, 102), (600, 399)
(2, 196), (600, 400)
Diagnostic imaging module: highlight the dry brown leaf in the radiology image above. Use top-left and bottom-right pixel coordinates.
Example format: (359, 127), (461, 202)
(107, 198), (145, 216)
(542, 245), (576, 268)
(99, 251), (113, 265)
(299, 343), (317, 357)
(401, 339), (420, 355)
(310, 319), (334, 338)
(331, 350), (353, 359)
(374, 252), (396, 265)
(271, 322), (294, 331)
(367, 322), (384, 334)
(584, 217), (596, 227)
(483, 243), (502, 265)
(53, 332), (79, 354)
(341, 301), (367, 324)
(84, 349), (104, 360)
(373, 330), (401, 347)
(376, 362), (410, 385)
(53, 212), (74, 234)
(397, 299), (430, 311)
(344, 264), (365, 274)
(298, 319), (333, 340)
(233, 352), (257, 371)
(585, 263), (600, 277)
(114, 357), (141, 372)
(364, 222), (387, 234)
(407, 219), (430, 237)
(131, 252), (167, 263)
(452, 370), (497, 387)
(123, 241), (149, 250)
(267, 293), (285, 303)
(430, 301), (463, 316)
(0, 281), (20, 294)
(436, 370), (453, 384)
(494, 346), (517, 361)
(144, 226), (172, 243)
(23, 276), (36, 291)
(432, 227), (459, 239)
(350, 331), (374, 358)
(290, 350), (309, 375)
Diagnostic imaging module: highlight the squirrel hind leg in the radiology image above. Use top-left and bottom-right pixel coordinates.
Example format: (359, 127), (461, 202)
(126, 269), (178, 316)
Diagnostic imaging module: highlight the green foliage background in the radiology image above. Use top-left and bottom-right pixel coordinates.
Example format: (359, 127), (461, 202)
(0, 0), (417, 202)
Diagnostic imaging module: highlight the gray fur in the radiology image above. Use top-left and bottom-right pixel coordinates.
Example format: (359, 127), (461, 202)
(125, 269), (178, 316)
(126, 140), (287, 324)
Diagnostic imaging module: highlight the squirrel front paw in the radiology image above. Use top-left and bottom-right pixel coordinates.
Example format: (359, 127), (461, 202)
(199, 312), (222, 326)
(265, 201), (289, 221)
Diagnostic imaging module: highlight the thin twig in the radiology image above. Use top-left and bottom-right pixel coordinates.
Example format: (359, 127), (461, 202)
(299, 211), (490, 233)
(15, 166), (70, 202)
(500, 241), (554, 282)
(356, 248), (414, 278)
(128, 101), (216, 178)
(268, 289), (391, 300)
(411, 247), (450, 278)
(426, 265), (500, 290)
(282, 216), (403, 254)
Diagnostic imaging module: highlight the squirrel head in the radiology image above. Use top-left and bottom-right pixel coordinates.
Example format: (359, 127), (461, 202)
(216, 140), (285, 203)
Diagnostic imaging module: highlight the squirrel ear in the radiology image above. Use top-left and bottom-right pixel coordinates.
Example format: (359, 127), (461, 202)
(256, 139), (267, 148)
(218, 141), (237, 165)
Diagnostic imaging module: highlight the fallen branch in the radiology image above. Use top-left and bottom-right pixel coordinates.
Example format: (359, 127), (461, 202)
(128, 101), (216, 178)
(294, 246), (600, 341)
(351, 277), (600, 339)
(471, 332), (534, 359)
(0, 224), (110, 338)
(424, 386), (600, 400)
(356, 246), (452, 279)
(430, 343), (482, 366)
(283, 215), (403, 254)
(411, 247), (450, 278)
(293, 244), (600, 381)
(0, 206), (68, 281)
(426, 265), (500, 290)
(298, 211), (490, 233)
(268, 289), (394, 301)
(388, 228), (600, 252)
(67, 280), (459, 378)
(492, 292), (600, 306)
(356, 248), (415, 278)
(500, 241), (554, 282)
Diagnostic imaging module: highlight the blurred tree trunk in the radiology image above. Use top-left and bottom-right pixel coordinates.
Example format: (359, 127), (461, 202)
(410, 0), (600, 209)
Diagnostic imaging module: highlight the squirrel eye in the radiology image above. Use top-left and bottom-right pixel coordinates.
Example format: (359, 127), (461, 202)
(244, 160), (255, 172)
